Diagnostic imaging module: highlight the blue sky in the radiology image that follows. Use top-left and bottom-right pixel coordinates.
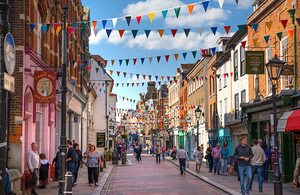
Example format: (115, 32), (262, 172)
(81, 0), (254, 110)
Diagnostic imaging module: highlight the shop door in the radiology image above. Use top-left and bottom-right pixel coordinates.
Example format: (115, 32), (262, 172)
(179, 136), (184, 148)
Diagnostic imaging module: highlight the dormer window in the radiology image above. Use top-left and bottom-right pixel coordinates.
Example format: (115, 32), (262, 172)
(253, 0), (265, 11)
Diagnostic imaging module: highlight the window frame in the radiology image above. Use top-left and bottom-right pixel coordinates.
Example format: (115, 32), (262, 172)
(234, 50), (238, 81)
(240, 45), (245, 76)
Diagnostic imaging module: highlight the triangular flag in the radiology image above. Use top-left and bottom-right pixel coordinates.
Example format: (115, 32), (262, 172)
(118, 30), (125, 38)
(165, 55), (169, 62)
(148, 12), (155, 23)
(111, 60), (115, 66)
(296, 18), (300, 26)
(149, 57), (153, 64)
(95, 67), (99, 73)
(241, 41), (246, 49)
(136, 15), (142, 25)
(211, 47), (216, 55)
(119, 60), (123, 66)
(161, 10), (168, 20)
(54, 23), (59, 31)
(126, 59), (129, 66)
(141, 58), (145, 64)
(81, 65), (84, 70)
(73, 23), (78, 31)
(276, 32), (282, 41)
(149, 75), (152, 80)
(88, 66), (92, 72)
(117, 71), (120, 76)
(235, 0), (239, 4)
(187, 4), (194, 15)
(102, 20), (107, 28)
(130, 73), (133, 79)
(85, 60), (88, 66)
(112, 18), (118, 28)
(252, 38), (258, 46)
(153, 82), (156, 86)
(218, 0), (224, 8)
(82, 22), (86, 30)
(42, 25), (47, 34)
(68, 27), (74, 36)
(145, 30), (151, 38)
(264, 35), (270, 44)
(136, 74), (139, 79)
(288, 29), (294, 37)
(94, 29), (100, 37)
(137, 83), (140, 87)
(281, 19), (288, 29)
(109, 70), (113, 75)
(221, 45), (226, 52)
(192, 51), (197, 59)
(265, 22), (273, 31)
(131, 30), (138, 38)
(103, 69), (106, 74)
(72, 60), (76, 67)
(202, 1), (209, 12)
(158, 30), (164, 38)
(211, 27), (217, 35)
(183, 29), (190, 37)
(252, 23), (259, 33)
(143, 75), (146, 80)
(174, 7), (181, 18)
(106, 29), (112, 38)
(46, 23), (50, 31)
(182, 52), (187, 59)
(161, 76), (164, 81)
(230, 72), (233, 77)
(133, 59), (137, 65)
(92, 21), (97, 30)
(238, 25), (245, 33)
(224, 26), (231, 34)
(125, 16), (131, 26)
(201, 49), (206, 56)
(157, 56), (161, 63)
(167, 76), (170, 81)
(123, 72), (127, 78)
(197, 28), (204, 36)
(56, 26), (62, 35)
(174, 54), (179, 61)
(171, 29), (177, 37)
(155, 76), (158, 81)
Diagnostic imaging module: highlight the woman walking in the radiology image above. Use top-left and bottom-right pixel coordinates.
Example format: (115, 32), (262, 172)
(261, 141), (272, 182)
(83, 145), (102, 186)
(220, 144), (230, 176)
(206, 144), (213, 172)
(155, 144), (161, 164)
(195, 147), (203, 172)
(74, 143), (82, 185)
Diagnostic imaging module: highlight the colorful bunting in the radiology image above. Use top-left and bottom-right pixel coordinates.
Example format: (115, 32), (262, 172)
(73, 23), (78, 31)
(119, 60), (123, 66)
(224, 26), (231, 34)
(238, 25), (245, 33)
(112, 18), (118, 28)
(158, 30), (164, 38)
(197, 28), (204, 36)
(94, 29), (100, 37)
(102, 20), (107, 29)
(133, 59), (137, 65)
(136, 15), (142, 25)
(165, 55), (169, 62)
(161, 10), (168, 20)
(125, 59), (129, 66)
(187, 4), (194, 15)
(171, 29), (177, 37)
(183, 29), (190, 37)
(145, 30), (151, 38)
(141, 58), (145, 64)
(264, 35), (270, 44)
(174, 7), (181, 18)
(182, 52), (187, 59)
(281, 19), (288, 29)
(265, 22), (273, 31)
(241, 41), (246, 49)
(276, 32), (282, 41)
(148, 12), (155, 23)
(111, 60), (115, 66)
(42, 25), (47, 34)
(252, 23), (259, 33)
(157, 56), (161, 63)
(288, 29), (294, 37)
(68, 27), (74, 36)
(174, 54), (179, 61)
(131, 30), (138, 38)
(192, 51), (197, 59)
(118, 30), (125, 38)
(125, 16), (131, 26)
(149, 57), (153, 64)
(252, 38), (258, 46)
(211, 47), (216, 55)
(92, 21), (97, 30)
(56, 27), (62, 35)
(211, 27), (217, 35)
(202, 1), (209, 12)
(106, 29), (112, 38)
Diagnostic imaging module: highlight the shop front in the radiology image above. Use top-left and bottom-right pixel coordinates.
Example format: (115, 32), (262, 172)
(208, 129), (217, 147)
(217, 128), (233, 156)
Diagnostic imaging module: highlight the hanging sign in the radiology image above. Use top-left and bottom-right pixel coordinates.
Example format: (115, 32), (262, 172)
(97, 133), (105, 147)
(33, 71), (56, 103)
(280, 65), (294, 75)
(245, 51), (265, 74)
(4, 72), (15, 92)
(4, 33), (16, 75)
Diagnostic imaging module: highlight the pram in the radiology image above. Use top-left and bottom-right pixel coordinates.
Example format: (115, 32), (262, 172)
(171, 150), (177, 160)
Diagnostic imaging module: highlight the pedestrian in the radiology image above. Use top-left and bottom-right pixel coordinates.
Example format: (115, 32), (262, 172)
(171, 146), (177, 160)
(177, 145), (189, 175)
(161, 145), (166, 161)
(52, 147), (60, 181)
(66, 140), (76, 187)
(136, 145), (142, 162)
(155, 144), (161, 164)
(293, 157), (300, 187)
(117, 144), (122, 160)
(211, 143), (221, 175)
(194, 146), (203, 173)
(39, 153), (49, 189)
(234, 136), (253, 195)
(5, 168), (16, 195)
(151, 145), (155, 156)
(193, 146), (198, 171)
(146, 146), (149, 154)
(257, 139), (262, 147)
(83, 145), (101, 186)
(220, 144), (230, 176)
(206, 144), (213, 172)
(121, 144), (125, 153)
(261, 141), (272, 182)
(74, 143), (82, 185)
(249, 139), (266, 192)
(25, 142), (41, 195)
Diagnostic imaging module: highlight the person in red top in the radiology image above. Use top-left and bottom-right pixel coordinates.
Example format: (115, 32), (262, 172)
(121, 144), (125, 153)
(161, 145), (166, 161)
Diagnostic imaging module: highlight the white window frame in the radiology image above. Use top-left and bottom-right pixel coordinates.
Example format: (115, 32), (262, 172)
(280, 36), (288, 90)
(37, 11), (42, 55)
(266, 46), (272, 96)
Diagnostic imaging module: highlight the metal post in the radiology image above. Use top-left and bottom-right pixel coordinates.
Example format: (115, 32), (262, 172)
(0, 0), (10, 192)
(64, 172), (73, 195)
(59, 5), (69, 195)
(196, 119), (199, 147)
(272, 84), (282, 195)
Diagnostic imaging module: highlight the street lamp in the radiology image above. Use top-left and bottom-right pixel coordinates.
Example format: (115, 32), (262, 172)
(265, 54), (285, 195)
(195, 106), (202, 147)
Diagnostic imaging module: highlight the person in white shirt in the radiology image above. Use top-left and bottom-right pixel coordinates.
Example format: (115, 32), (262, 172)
(177, 145), (189, 175)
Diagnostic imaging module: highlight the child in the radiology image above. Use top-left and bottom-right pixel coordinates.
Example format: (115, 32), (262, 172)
(39, 153), (49, 189)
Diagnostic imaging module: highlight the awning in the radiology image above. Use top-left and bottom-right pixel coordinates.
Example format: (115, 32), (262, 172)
(278, 110), (300, 132)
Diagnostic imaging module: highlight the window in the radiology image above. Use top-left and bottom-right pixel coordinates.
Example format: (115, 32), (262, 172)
(224, 65), (227, 86)
(224, 98), (227, 124)
(280, 37), (288, 89)
(220, 101), (222, 127)
(37, 11), (42, 55)
(210, 104), (212, 128)
(241, 90), (246, 118)
(234, 93), (239, 120)
(240, 45), (245, 76)
(254, 74), (259, 99)
(234, 50), (238, 81)
(219, 77), (222, 90)
(266, 47), (273, 95)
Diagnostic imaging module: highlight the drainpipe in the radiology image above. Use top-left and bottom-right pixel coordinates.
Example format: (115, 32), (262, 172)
(288, 8), (297, 94)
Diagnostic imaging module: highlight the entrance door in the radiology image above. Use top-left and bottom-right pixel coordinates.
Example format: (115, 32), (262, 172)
(36, 113), (42, 154)
(179, 135), (184, 148)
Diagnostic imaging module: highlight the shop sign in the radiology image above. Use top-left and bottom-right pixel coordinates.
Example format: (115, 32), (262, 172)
(4, 72), (15, 93)
(280, 65), (294, 75)
(97, 133), (105, 147)
(33, 71), (56, 103)
(245, 51), (265, 74)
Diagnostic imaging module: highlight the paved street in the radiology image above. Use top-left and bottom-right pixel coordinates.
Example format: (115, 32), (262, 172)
(101, 150), (225, 195)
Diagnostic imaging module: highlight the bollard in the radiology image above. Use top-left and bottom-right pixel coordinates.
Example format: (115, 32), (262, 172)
(100, 155), (103, 172)
(103, 154), (106, 168)
(122, 152), (127, 165)
(64, 171), (73, 195)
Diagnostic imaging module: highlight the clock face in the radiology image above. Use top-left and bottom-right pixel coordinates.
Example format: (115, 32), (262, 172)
(4, 33), (16, 75)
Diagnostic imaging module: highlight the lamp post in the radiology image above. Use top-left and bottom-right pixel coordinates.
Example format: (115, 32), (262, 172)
(195, 106), (202, 147)
(265, 54), (285, 195)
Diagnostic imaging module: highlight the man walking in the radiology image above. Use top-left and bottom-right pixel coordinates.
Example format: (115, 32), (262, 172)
(25, 142), (41, 195)
(211, 143), (221, 175)
(234, 137), (253, 195)
(155, 144), (161, 164)
(249, 139), (266, 192)
(161, 145), (166, 161)
(66, 140), (76, 187)
(177, 145), (189, 175)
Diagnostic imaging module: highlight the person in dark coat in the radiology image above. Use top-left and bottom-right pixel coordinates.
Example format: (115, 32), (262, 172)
(136, 145), (142, 162)
(74, 143), (82, 185)
(52, 147), (60, 181)
(39, 153), (49, 189)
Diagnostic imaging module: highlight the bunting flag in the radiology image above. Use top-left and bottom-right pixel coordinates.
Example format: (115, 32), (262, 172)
(112, 18), (118, 28)
(94, 29), (100, 37)
(88, 66), (92, 72)
(118, 30), (125, 38)
(241, 41), (246, 49)
(296, 18), (300, 26)
(148, 12), (155, 23)
(126, 59), (129, 66)
(174, 54), (179, 61)
(252, 23), (259, 33)
(264, 35), (270, 44)
(192, 51), (197, 59)
(221, 45), (226, 52)
(161, 10), (168, 20)
(56, 26), (62, 35)
(224, 26), (231, 34)
(109, 70), (113, 75)
(158, 30), (164, 38)
(281, 19), (288, 29)
(54, 23), (59, 31)
(265, 22), (273, 31)
(103, 69), (106, 74)
(198, 28), (204, 36)
(211, 27), (217, 35)
(42, 25), (47, 34)
(149, 57), (153, 64)
(119, 59), (123, 66)
(47, 23), (51, 31)
(123, 72), (127, 78)
(125, 16), (131, 26)
(201, 49), (206, 56)
(133, 59), (137, 65)
(136, 15), (142, 25)
(95, 67), (99, 73)
(276, 32), (282, 41)
(288, 29), (295, 37)
(171, 29), (177, 37)
(238, 25), (245, 33)
(106, 29), (112, 38)
(157, 56), (161, 63)
(102, 20), (107, 29)
(130, 73), (133, 79)
(68, 27), (74, 36)
(184, 29), (190, 37)
(82, 22), (87, 30)
(252, 38), (258, 46)
(174, 7), (181, 18)
(211, 47), (216, 55)
(202, 1), (209, 12)
(182, 52), (187, 59)
(111, 60), (115, 66)
(73, 23), (78, 31)
(165, 55), (169, 62)
(218, 0), (224, 8)
(131, 30), (138, 38)
(141, 58), (145, 64)
(92, 21), (97, 30)
(145, 30), (151, 38)
(187, 4), (194, 15)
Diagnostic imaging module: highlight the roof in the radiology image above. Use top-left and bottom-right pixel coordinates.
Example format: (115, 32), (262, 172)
(91, 55), (105, 62)
(181, 63), (195, 69)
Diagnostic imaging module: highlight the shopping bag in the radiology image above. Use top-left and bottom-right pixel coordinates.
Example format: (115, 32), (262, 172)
(186, 162), (189, 168)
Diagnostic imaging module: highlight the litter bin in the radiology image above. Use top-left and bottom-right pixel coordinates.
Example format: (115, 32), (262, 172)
(122, 152), (127, 165)
(112, 151), (119, 165)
